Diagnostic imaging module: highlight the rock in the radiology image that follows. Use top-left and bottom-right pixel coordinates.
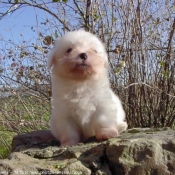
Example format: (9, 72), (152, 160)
(0, 128), (175, 175)
(12, 130), (60, 151)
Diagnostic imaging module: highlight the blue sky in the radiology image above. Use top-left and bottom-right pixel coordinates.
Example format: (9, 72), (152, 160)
(0, 3), (56, 67)
(0, 4), (49, 43)
(0, 4), (54, 82)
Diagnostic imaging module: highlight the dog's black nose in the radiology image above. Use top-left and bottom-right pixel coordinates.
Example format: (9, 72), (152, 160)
(79, 53), (87, 60)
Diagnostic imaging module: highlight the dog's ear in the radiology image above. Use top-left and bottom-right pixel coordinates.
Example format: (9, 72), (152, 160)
(47, 49), (55, 69)
(104, 61), (108, 68)
(48, 38), (61, 69)
(103, 53), (109, 68)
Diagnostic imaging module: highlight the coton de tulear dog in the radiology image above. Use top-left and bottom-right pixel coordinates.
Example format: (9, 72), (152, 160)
(48, 30), (127, 146)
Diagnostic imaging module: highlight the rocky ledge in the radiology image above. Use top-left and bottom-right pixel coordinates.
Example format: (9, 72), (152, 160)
(0, 128), (175, 175)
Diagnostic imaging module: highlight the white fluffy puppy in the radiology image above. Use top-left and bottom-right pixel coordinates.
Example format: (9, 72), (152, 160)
(48, 30), (127, 146)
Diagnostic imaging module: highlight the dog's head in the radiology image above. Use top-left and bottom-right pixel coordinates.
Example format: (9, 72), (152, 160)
(48, 30), (108, 81)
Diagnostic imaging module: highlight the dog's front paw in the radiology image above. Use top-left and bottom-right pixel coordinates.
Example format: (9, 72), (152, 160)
(60, 134), (80, 146)
(61, 139), (79, 146)
(61, 138), (80, 146)
(117, 122), (128, 133)
(51, 131), (80, 146)
(95, 127), (118, 141)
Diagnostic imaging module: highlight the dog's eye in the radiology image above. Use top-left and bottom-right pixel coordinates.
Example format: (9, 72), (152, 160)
(93, 50), (97, 53)
(67, 48), (72, 53)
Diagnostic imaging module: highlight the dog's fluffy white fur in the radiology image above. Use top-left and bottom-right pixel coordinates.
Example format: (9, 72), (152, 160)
(48, 30), (127, 146)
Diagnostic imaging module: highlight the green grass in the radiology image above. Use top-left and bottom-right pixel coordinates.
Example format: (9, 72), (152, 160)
(0, 95), (51, 158)
(0, 129), (16, 159)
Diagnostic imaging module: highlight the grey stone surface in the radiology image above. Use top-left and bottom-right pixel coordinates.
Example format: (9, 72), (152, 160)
(0, 128), (175, 175)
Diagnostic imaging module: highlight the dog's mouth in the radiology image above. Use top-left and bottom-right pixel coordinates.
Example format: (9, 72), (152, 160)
(75, 62), (90, 68)
(66, 57), (96, 80)
(77, 63), (88, 67)
(70, 62), (93, 75)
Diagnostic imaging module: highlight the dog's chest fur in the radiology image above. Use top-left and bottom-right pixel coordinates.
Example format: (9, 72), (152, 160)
(60, 82), (101, 127)
(63, 82), (97, 116)
(51, 75), (110, 124)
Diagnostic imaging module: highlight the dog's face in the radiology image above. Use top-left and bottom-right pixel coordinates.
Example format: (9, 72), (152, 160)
(48, 30), (108, 81)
